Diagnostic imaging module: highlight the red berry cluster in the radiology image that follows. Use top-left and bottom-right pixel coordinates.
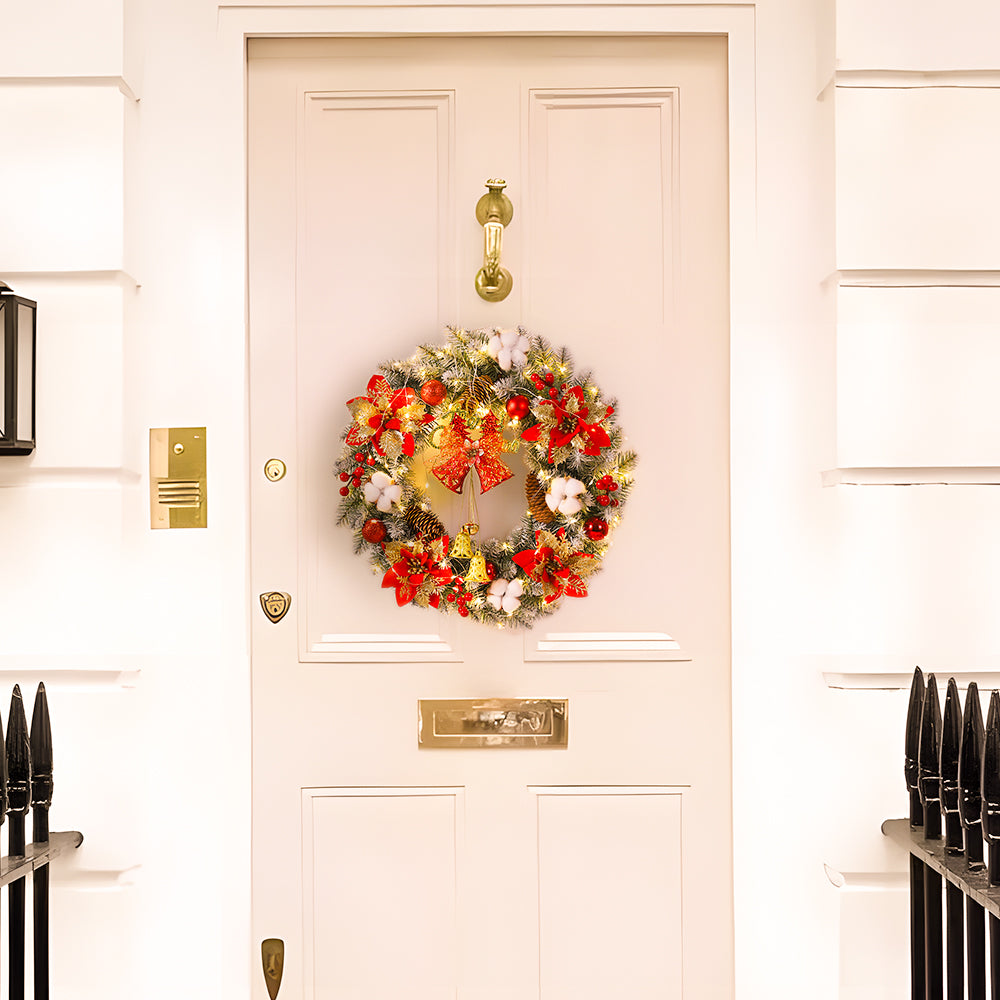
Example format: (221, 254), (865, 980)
(338, 451), (376, 496)
(443, 576), (474, 617)
(594, 474), (620, 508)
(528, 370), (559, 399)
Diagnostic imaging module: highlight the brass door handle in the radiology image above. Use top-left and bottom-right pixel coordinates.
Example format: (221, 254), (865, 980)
(261, 938), (284, 999)
(475, 179), (513, 302)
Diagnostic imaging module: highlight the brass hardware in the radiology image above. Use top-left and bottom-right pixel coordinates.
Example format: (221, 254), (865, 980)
(260, 592), (291, 624)
(264, 458), (286, 482)
(149, 428), (207, 529)
(261, 939), (285, 1000)
(474, 179), (514, 302)
(418, 698), (567, 748)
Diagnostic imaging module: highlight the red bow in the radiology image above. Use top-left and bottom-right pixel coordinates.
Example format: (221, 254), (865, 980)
(432, 413), (512, 495)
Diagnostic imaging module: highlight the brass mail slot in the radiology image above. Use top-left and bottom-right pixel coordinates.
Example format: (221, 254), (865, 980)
(418, 699), (567, 748)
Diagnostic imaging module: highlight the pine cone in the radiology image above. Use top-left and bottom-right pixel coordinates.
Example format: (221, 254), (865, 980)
(525, 474), (557, 525)
(461, 375), (496, 411)
(404, 503), (446, 539)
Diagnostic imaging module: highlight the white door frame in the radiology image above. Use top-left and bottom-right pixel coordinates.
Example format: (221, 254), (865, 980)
(227, 2), (757, 993)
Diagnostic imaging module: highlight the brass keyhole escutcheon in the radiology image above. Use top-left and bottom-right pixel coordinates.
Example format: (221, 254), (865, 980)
(260, 592), (291, 624)
(261, 939), (285, 1000)
(264, 458), (286, 482)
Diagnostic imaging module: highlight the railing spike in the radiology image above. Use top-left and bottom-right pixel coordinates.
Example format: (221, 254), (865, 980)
(29, 683), (52, 816)
(941, 678), (964, 854)
(6, 687), (31, 822)
(905, 667), (926, 827)
(960, 681), (986, 870)
(982, 690), (1000, 884)
(919, 673), (943, 839)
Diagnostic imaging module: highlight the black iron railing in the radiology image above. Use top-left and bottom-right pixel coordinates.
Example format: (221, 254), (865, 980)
(0, 683), (83, 1000)
(886, 667), (1000, 999)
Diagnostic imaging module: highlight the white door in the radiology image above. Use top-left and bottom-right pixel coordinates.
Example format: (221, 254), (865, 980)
(249, 35), (730, 1000)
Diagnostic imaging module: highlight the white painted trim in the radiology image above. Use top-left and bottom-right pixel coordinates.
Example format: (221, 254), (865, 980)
(832, 269), (1000, 288)
(523, 631), (692, 661)
(823, 865), (908, 890)
(0, 76), (139, 101)
(834, 69), (1000, 91)
(822, 467), (1000, 487)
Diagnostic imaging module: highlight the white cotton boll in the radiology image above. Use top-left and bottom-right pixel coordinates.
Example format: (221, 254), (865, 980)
(371, 472), (390, 489)
(502, 592), (522, 613)
(500, 329), (520, 349)
(376, 484), (401, 513)
(363, 482), (381, 504)
(510, 347), (527, 367)
(487, 578), (507, 611)
(488, 333), (503, 354)
(558, 495), (583, 516)
(497, 348), (514, 371)
(506, 579), (524, 599)
(545, 477), (566, 512)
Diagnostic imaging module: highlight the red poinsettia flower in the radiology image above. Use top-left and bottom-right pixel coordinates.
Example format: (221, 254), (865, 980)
(381, 538), (454, 608)
(512, 529), (595, 604)
(520, 384), (612, 462)
(346, 374), (434, 458)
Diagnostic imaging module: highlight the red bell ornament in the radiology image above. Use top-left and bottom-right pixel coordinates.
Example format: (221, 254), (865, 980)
(584, 517), (609, 541)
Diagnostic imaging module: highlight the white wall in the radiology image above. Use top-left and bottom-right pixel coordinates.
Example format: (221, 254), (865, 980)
(815, 1), (1000, 997)
(4, 0), (992, 997)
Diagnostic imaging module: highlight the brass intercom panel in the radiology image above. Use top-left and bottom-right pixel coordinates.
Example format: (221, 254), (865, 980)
(150, 427), (207, 529)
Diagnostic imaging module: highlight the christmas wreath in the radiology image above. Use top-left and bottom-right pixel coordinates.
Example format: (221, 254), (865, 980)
(335, 327), (635, 629)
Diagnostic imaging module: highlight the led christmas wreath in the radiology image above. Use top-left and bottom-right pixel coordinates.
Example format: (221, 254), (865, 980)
(335, 327), (635, 629)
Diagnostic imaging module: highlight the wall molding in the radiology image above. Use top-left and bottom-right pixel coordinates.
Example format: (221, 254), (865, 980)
(0, 270), (139, 289)
(822, 467), (1000, 487)
(831, 269), (1000, 288)
(0, 467), (139, 490)
(0, 76), (138, 101)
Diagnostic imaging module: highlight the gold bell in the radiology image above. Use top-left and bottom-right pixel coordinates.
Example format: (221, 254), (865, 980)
(450, 531), (474, 559)
(465, 553), (490, 585)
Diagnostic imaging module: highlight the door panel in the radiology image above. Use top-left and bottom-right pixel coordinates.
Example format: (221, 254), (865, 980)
(250, 35), (730, 1000)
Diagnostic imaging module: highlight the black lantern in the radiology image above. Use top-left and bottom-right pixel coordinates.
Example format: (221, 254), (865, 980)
(0, 282), (36, 455)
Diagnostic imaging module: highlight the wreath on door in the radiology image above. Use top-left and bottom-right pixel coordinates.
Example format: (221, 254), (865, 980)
(335, 327), (635, 629)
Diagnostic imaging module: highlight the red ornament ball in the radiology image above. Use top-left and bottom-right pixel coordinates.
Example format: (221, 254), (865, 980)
(361, 518), (387, 544)
(420, 379), (447, 406)
(506, 395), (530, 420)
(485, 562), (496, 579)
(584, 517), (609, 541)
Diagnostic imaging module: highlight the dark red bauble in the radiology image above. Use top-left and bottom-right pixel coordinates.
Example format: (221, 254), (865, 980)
(584, 517), (609, 541)
(420, 379), (447, 405)
(362, 518), (387, 544)
(339, 486), (350, 497)
(506, 395), (530, 420)
(597, 494), (611, 507)
(485, 562), (496, 579)
(339, 472), (350, 482)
